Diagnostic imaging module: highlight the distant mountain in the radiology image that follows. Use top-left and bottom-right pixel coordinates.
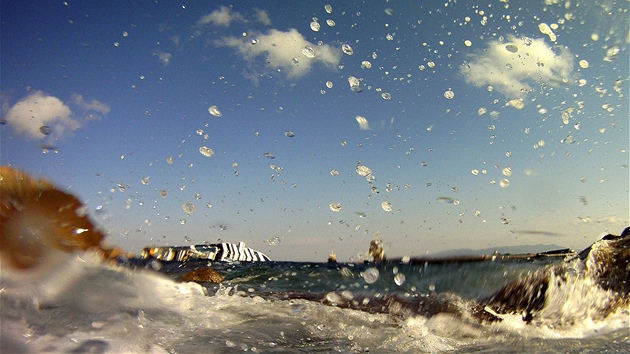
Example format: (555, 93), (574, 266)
(432, 244), (569, 257)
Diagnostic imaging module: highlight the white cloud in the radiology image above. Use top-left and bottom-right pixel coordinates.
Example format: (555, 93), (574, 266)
(197, 6), (245, 27)
(461, 36), (574, 98)
(220, 28), (340, 79)
(71, 94), (110, 114)
(254, 9), (271, 26)
(5, 91), (109, 140)
(158, 52), (173, 66)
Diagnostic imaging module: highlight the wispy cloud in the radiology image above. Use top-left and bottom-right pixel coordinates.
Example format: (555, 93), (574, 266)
(461, 35), (573, 98)
(196, 6), (245, 27)
(5, 91), (109, 140)
(157, 52), (173, 66)
(71, 93), (110, 115)
(220, 28), (340, 79)
(254, 9), (271, 26)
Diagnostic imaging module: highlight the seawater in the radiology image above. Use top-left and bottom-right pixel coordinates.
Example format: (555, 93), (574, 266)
(1, 254), (628, 353)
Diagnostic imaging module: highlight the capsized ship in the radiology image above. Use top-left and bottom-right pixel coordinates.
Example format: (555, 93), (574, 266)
(141, 241), (270, 262)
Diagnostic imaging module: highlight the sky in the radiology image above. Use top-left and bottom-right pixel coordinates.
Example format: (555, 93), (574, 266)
(1, 0), (628, 261)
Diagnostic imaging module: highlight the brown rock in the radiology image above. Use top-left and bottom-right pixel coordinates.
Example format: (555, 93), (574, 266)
(181, 267), (223, 283)
(0, 166), (126, 270)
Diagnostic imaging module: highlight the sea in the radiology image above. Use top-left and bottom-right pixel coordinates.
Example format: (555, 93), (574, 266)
(1, 252), (628, 353)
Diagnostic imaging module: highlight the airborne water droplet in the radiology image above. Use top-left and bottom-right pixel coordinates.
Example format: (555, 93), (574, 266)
(381, 201), (393, 212)
(348, 76), (361, 92)
(342, 43), (353, 55)
(394, 273), (406, 286)
(505, 44), (519, 53)
(284, 130), (295, 137)
(310, 21), (320, 32)
(329, 202), (342, 212)
(39, 125), (51, 135)
(302, 46), (315, 58)
(199, 146), (214, 157)
(208, 105), (222, 117)
(362, 267), (379, 284)
(355, 165), (372, 176)
(182, 202), (195, 214)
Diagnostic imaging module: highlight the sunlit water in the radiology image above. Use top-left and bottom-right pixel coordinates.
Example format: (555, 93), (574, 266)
(2, 254), (628, 353)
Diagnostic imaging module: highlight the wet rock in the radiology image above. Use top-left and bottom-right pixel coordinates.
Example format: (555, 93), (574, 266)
(181, 267), (223, 283)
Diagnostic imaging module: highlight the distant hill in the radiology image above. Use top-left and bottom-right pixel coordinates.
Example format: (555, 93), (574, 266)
(432, 244), (569, 257)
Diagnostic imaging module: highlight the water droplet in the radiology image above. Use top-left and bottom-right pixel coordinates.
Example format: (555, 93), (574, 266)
(208, 105), (222, 117)
(355, 165), (372, 177)
(394, 273), (406, 286)
(444, 90), (454, 99)
(381, 92), (391, 100)
(250, 39), (258, 45)
(326, 19), (335, 27)
(384, 8), (394, 16)
(39, 125), (51, 135)
(471, 169), (479, 175)
(182, 202), (196, 214)
(184, 236), (191, 243)
(505, 44), (519, 53)
(324, 4), (332, 14)
(330, 169), (339, 176)
(502, 167), (512, 176)
(310, 21), (320, 32)
(140, 176), (150, 185)
(362, 267), (379, 284)
(464, 39), (472, 47)
(499, 179), (510, 188)
(329, 202), (342, 212)
(348, 76), (361, 92)
(326, 81), (333, 88)
(579, 60), (589, 69)
(355, 116), (369, 130)
(122, 31), (128, 37)
(302, 46), (315, 58)
(381, 201), (393, 212)
(361, 60), (372, 69)
(179, 219), (186, 225)
(263, 152), (275, 159)
(199, 146), (214, 157)
(342, 43), (353, 55)
(166, 156), (174, 164)
(284, 130), (295, 137)
(159, 190), (167, 197)
(265, 236), (281, 245)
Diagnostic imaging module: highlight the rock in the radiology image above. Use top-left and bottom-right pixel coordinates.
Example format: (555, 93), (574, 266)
(0, 166), (131, 270)
(181, 267), (223, 283)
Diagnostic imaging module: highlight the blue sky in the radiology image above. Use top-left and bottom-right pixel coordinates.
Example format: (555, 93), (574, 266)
(1, 0), (628, 261)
